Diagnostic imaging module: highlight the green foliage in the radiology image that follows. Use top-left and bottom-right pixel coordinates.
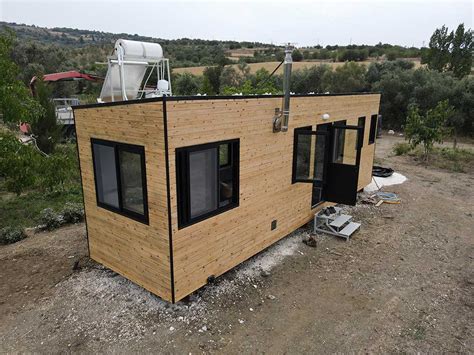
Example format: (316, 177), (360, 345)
(39, 208), (62, 230)
(30, 79), (61, 154)
(173, 72), (201, 95)
(202, 66), (223, 94)
(60, 202), (84, 224)
(291, 65), (331, 94)
(0, 185), (83, 229)
(40, 144), (80, 191)
(39, 202), (84, 230)
(0, 130), (79, 195)
(0, 28), (43, 124)
(405, 100), (454, 158)
(292, 49), (303, 62)
(0, 131), (42, 195)
(393, 142), (412, 156)
(339, 48), (369, 62)
(424, 24), (473, 78)
(450, 24), (473, 78)
(0, 226), (27, 245)
(323, 62), (367, 93)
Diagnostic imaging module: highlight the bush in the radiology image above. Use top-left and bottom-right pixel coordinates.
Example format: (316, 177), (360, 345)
(405, 100), (454, 159)
(0, 131), (42, 195)
(40, 144), (80, 192)
(61, 202), (84, 224)
(0, 226), (27, 245)
(39, 208), (63, 230)
(393, 142), (412, 156)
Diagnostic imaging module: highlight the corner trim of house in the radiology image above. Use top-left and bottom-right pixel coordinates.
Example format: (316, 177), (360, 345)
(72, 108), (91, 258)
(163, 96), (176, 303)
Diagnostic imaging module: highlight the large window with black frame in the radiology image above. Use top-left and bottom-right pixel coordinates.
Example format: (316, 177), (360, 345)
(176, 139), (239, 228)
(91, 138), (148, 224)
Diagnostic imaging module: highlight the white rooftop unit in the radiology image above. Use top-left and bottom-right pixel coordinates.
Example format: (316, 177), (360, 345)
(99, 39), (172, 102)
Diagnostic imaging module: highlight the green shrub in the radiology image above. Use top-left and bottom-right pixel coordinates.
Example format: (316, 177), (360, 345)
(0, 131), (42, 195)
(61, 202), (84, 224)
(39, 208), (63, 230)
(39, 144), (80, 192)
(393, 142), (412, 156)
(0, 226), (27, 245)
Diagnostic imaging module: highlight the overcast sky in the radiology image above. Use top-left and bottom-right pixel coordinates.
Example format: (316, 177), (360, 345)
(1, 0), (472, 47)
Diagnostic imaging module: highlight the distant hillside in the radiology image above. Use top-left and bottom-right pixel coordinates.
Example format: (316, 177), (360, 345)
(1, 21), (280, 69)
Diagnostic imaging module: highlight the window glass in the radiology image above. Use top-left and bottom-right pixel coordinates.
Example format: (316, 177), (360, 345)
(295, 133), (312, 179)
(219, 144), (230, 167)
(176, 139), (239, 228)
(93, 144), (119, 208)
(119, 150), (144, 214)
(369, 115), (377, 144)
(189, 148), (218, 218)
(91, 139), (148, 223)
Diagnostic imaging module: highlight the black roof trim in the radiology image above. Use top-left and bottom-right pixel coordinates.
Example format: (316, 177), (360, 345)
(73, 92), (380, 110)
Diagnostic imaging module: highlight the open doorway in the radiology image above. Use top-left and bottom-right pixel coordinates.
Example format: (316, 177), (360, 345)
(293, 121), (363, 207)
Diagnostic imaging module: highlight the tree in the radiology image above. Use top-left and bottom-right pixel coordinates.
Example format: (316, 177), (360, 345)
(173, 72), (200, 95)
(0, 29), (43, 125)
(219, 66), (243, 91)
(30, 79), (61, 154)
(322, 62), (367, 93)
(202, 66), (223, 94)
(425, 24), (473, 78)
(292, 49), (303, 62)
(450, 24), (473, 78)
(425, 25), (453, 71)
(0, 131), (41, 195)
(405, 100), (453, 159)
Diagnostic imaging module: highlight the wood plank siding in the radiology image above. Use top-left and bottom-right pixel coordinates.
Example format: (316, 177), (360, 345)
(166, 94), (380, 301)
(74, 93), (380, 303)
(74, 102), (173, 302)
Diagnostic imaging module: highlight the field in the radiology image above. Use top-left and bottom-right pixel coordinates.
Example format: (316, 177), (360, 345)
(173, 59), (423, 76)
(0, 136), (472, 353)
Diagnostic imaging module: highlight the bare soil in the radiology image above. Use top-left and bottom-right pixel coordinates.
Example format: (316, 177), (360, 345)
(1, 136), (472, 353)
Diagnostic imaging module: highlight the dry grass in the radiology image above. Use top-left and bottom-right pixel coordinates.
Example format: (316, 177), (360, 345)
(173, 59), (423, 76)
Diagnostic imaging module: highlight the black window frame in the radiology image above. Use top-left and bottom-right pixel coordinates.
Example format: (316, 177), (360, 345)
(369, 114), (377, 145)
(176, 139), (240, 229)
(91, 138), (149, 224)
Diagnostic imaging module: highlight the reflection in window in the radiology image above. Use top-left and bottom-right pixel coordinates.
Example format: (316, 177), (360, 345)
(91, 139), (148, 223)
(176, 140), (239, 228)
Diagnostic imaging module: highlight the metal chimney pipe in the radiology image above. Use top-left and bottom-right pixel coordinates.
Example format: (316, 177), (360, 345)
(280, 44), (293, 132)
(272, 44), (293, 133)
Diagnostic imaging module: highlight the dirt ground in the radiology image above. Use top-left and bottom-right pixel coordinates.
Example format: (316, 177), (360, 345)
(1, 136), (473, 353)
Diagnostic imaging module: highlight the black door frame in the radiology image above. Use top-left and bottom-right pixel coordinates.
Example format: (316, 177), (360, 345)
(292, 121), (364, 207)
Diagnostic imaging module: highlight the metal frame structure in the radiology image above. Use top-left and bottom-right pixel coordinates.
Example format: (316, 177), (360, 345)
(102, 40), (172, 102)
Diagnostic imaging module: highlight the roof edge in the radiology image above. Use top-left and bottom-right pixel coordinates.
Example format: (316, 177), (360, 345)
(73, 92), (381, 110)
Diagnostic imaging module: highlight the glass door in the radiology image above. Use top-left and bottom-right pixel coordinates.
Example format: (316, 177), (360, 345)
(323, 124), (363, 206)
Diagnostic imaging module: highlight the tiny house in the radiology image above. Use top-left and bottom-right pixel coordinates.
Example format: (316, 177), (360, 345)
(73, 92), (380, 303)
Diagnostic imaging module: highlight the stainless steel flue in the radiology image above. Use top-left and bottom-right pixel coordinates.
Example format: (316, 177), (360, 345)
(273, 44), (293, 133)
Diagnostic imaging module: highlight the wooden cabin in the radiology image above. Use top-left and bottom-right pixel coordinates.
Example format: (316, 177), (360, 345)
(73, 93), (380, 303)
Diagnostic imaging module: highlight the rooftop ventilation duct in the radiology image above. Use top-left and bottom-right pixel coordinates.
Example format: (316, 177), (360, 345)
(273, 44), (293, 133)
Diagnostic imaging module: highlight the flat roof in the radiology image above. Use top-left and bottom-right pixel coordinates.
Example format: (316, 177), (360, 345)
(73, 92), (380, 110)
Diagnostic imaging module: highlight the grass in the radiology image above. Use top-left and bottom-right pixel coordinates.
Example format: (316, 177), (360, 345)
(393, 142), (474, 173)
(0, 184), (83, 229)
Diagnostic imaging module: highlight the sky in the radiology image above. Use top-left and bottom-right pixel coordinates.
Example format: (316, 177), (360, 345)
(0, 0), (472, 47)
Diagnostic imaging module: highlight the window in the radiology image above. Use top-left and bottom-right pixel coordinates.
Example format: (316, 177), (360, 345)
(332, 120), (347, 163)
(91, 138), (148, 223)
(369, 114), (377, 144)
(358, 116), (366, 147)
(176, 139), (239, 228)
